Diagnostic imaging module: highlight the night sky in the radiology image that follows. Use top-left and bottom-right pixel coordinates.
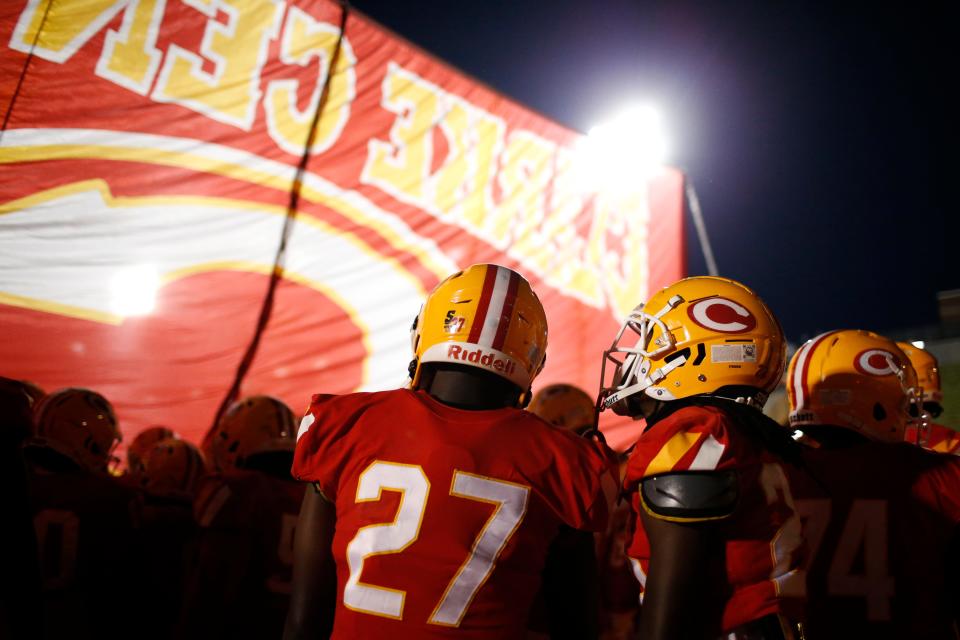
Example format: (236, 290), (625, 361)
(349, 0), (958, 343)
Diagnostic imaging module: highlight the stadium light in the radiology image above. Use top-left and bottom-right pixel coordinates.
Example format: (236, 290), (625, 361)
(110, 264), (159, 316)
(578, 104), (669, 193)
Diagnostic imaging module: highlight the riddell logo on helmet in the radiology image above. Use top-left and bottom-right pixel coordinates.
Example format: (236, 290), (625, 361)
(447, 345), (517, 375)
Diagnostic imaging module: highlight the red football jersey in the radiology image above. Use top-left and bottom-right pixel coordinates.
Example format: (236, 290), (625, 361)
(26, 464), (142, 639)
(293, 389), (616, 639)
(623, 405), (805, 633)
(137, 495), (196, 640)
(787, 438), (960, 639)
(184, 469), (305, 638)
(905, 422), (960, 456)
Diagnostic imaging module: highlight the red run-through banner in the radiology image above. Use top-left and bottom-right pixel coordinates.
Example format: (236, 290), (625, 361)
(0, 0), (685, 455)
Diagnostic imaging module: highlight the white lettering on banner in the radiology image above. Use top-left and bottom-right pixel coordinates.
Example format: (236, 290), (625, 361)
(152, 0), (284, 130)
(264, 5), (356, 156)
(11, 0), (132, 63)
(12, 0), (349, 139)
(96, 0), (166, 95)
(8, 1), (659, 318)
(362, 63), (654, 316)
(361, 61), (442, 205)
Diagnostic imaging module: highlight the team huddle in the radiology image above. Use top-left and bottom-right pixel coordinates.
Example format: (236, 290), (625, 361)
(5, 263), (959, 639)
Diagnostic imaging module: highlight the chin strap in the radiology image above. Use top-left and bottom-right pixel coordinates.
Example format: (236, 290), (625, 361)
(602, 354), (688, 410)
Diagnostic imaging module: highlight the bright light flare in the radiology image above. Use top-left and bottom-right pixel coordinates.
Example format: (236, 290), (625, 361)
(578, 104), (669, 193)
(911, 340), (925, 349)
(110, 264), (159, 316)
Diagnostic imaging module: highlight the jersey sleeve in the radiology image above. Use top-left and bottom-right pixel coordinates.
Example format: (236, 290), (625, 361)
(916, 453), (960, 525)
(623, 405), (737, 493)
(538, 429), (619, 532)
(291, 393), (358, 500)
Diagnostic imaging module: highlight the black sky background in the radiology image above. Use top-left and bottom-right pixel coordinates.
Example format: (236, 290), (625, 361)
(349, 0), (958, 343)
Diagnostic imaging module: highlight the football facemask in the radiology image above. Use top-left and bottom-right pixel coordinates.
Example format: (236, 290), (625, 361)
(599, 276), (785, 415)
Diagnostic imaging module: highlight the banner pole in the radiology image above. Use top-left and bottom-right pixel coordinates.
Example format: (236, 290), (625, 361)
(685, 179), (719, 276)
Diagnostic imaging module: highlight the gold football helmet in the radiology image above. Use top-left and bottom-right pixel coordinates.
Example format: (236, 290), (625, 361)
(206, 395), (296, 471)
(599, 276), (785, 413)
(137, 437), (206, 499)
(787, 330), (919, 442)
(409, 264), (548, 401)
(896, 341), (943, 413)
(127, 425), (177, 473)
(31, 387), (121, 473)
(528, 383), (596, 433)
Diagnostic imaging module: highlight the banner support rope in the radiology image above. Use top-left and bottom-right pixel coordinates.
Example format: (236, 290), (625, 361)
(1, 0), (56, 142)
(208, 1), (351, 437)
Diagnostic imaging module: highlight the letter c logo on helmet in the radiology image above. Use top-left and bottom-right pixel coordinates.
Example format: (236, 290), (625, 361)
(854, 349), (899, 376)
(687, 297), (757, 334)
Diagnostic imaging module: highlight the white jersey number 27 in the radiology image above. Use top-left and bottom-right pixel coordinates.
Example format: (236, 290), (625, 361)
(342, 460), (529, 626)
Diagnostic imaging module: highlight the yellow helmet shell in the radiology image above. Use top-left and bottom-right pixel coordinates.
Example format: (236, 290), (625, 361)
(788, 330), (919, 442)
(600, 276), (785, 410)
(138, 438), (206, 499)
(528, 383), (595, 433)
(206, 395), (296, 471)
(127, 425), (177, 473)
(410, 264), (548, 392)
(32, 388), (121, 473)
(896, 342), (942, 404)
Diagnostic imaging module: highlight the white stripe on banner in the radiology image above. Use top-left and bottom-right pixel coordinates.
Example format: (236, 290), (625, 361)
(477, 266), (512, 347)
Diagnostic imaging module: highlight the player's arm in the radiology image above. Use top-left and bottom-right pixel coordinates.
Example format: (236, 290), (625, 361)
(634, 471), (737, 640)
(540, 525), (601, 639)
(947, 525), (960, 629)
(177, 529), (252, 638)
(284, 484), (337, 640)
(177, 481), (252, 639)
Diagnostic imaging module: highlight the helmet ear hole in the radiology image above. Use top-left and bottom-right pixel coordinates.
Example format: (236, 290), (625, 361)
(873, 403), (887, 422)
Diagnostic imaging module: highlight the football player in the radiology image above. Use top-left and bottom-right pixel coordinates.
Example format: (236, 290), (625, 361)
(786, 329), (960, 638)
(178, 395), (304, 639)
(529, 382), (641, 638)
(598, 276), (804, 639)
(898, 341), (959, 455)
(0, 377), (42, 639)
(528, 383), (596, 435)
(134, 437), (205, 640)
(285, 264), (617, 639)
(126, 424), (177, 474)
(22, 387), (142, 639)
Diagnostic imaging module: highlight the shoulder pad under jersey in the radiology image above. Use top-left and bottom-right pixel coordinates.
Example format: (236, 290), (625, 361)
(640, 470), (738, 522)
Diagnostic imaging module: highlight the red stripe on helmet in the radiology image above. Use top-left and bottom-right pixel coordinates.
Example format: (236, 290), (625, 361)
(468, 265), (498, 344)
(798, 331), (835, 410)
(491, 270), (520, 350)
